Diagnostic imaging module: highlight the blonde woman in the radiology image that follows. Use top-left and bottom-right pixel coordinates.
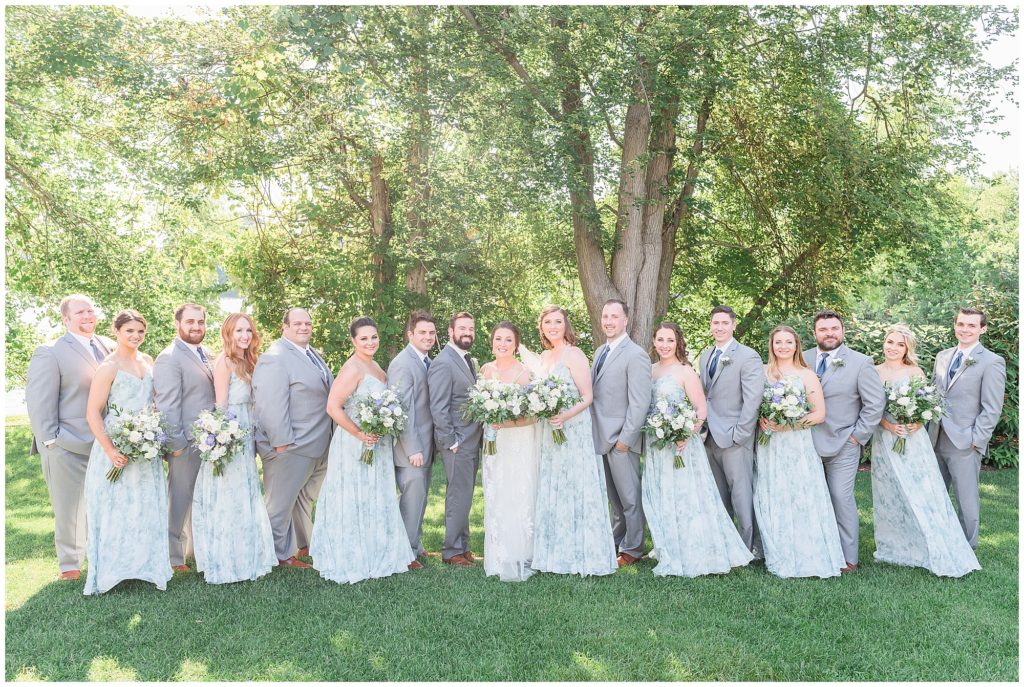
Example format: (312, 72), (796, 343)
(192, 313), (276, 584)
(871, 325), (979, 576)
(753, 325), (844, 578)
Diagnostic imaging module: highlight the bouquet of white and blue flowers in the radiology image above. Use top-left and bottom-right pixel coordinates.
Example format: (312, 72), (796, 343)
(643, 392), (701, 468)
(353, 386), (406, 464)
(524, 374), (580, 445)
(191, 408), (249, 476)
(461, 378), (528, 456)
(106, 403), (169, 482)
(884, 378), (945, 454)
(758, 378), (813, 446)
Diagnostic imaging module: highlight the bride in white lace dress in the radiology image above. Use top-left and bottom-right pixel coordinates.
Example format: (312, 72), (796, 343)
(480, 322), (539, 582)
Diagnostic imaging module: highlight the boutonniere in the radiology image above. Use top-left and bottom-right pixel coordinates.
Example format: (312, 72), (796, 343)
(720, 355), (733, 367)
(471, 356), (480, 371)
(831, 357), (846, 369)
(964, 356), (978, 369)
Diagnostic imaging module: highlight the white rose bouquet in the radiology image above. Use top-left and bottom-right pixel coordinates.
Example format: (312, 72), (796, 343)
(642, 392), (700, 469)
(353, 386), (406, 464)
(758, 378), (813, 446)
(191, 408), (249, 477)
(884, 378), (945, 454)
(460, 378), (528, 456)
(105, 403), (169, 482)
(524, 374), (581, 445)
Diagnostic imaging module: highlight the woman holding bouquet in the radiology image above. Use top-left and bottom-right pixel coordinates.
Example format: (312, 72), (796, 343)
(191, 313), (277, 584)
(309, 316), (415, 583)
(871, 325), (979, 576)
(479, 322), (539, 582)
(83, 310), (172, 595)
(754, 325), (845, 578)
(642, 323), (753, 577)
(531, 305), (617, 576)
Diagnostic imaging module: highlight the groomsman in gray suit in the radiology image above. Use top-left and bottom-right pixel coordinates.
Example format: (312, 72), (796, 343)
(803, 310), (885, 572)
(929, 307), (1006, 549)
(387, 310), (437, 568)
(427, 311), (482, 567)
(252, 307), (334, 568)
(26, 294), (114, 580)
(590, 299), (652, 567)
(154, 303), (216, 572)
(698, 305), (765, 556)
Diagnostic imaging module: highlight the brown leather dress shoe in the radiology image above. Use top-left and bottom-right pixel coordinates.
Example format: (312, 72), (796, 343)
(58, 570), (81, 581)
(840, 562), (859, 573)
(408, 560), (424, 570)
(442, 554), (472, 567)
(617, 552), (640, 567)
(462, 550), (478, 563)
(277, 556), (312, 569)
(172, 564), (190, 573)
(295, 547), (310, 558)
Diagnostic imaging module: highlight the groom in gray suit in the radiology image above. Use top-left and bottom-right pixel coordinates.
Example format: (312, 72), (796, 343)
(803, 310), (885, 572)
(154, 303), (216, 572)
(590, 299), (652, 567)
(427, 311), (482, 566)
(387, 310), (437, 567)
(698, 305), (765, 556)
(929, 307), (1006, 549)
(252, 307), (335, 568)
(26, 294), (113, 580)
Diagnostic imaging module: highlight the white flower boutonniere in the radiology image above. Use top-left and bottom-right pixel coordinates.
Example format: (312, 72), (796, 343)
(964, 356), (978, 369)
(720, 355), (732, 367)
(831, 357), (846, 369)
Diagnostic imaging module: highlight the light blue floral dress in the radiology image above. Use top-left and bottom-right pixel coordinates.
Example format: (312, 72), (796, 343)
(642, 376), (754, 577)
(531, 361), (618, 576)
(192, 373), (277, 584)
(309, 375), (414, 584)
(83, 369), (172, 595)
(870, 377), (980, 577)
(753, 375), (845, 578)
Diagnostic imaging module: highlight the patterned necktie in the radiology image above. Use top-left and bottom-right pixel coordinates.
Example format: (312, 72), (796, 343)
(89, 339), (105, 363)
(197, 346), (212, 373)
(464, 353), (475, 377)
(306, 348), (328, 381)
(423, 355), (431, 372)
(816, 352), (829, 378)
(947, 350), (964, 383)
(594, 346), (610, 377)
(708, 349), (722, 380)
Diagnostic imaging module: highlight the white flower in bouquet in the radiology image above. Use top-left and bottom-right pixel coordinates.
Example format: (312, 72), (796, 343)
(191, 407), (250, 477)
(758, 378), (812, 446)
(884, 378), (946, 455)
(523, 374), (581, 446)
(461, 377), (528, 456)
(642, 391), (700, 468)
(352, 386), (407, 464)
(106, 404), (170, 482)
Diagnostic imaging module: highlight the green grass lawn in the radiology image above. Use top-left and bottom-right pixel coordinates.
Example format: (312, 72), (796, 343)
(5, 415), (1018, 681)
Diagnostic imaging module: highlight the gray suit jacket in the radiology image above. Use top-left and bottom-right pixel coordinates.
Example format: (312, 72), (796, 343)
(802, 344), (885, 457)
(929, 343), (1006, 453)
(153, 339), (217, 454)
(387, 344), (434, 467)
(427, 343), (482, 453)
(590, 337), (652, 455)
(698, 340), (765, 449)
(26, 332), (114, 455)
(251, 338), (334, 460)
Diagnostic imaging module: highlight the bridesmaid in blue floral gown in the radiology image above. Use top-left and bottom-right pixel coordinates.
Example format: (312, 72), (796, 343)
(871, 325), (980, 577)
(531, 305), (617, 576)
(643, 322), (753, 577)
(309, 316), (415, 583)
(192, 313), (277, 584)
(754, 325), (845, 579)
(83, 310), (172, 595)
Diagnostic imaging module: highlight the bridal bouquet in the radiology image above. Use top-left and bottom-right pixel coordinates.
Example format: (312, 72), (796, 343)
(353, 386), (406, 464)
(884, 378), (945, 454)
(105, 403), (169, 482)
(191, 408), (248, 476)
(461, 378), (528, 456)
(758, 378), (813, 446)
(524, 374), (580, 445)
(643, 392), (701, 469)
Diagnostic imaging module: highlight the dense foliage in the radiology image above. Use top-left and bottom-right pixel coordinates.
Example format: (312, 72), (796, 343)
(4, 6), (1018, 463)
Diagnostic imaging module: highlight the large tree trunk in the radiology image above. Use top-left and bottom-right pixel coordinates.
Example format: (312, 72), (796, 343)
(369, 152), (395, 311)
(404, 101), (430, 304)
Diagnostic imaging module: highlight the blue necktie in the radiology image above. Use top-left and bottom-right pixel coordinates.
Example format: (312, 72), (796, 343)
(594, 346), (610, 377)
(816, 352), (829, 378)
(197, 346), (209, 364)
(947, 350), (963, 382)
(306, 348), (328, 381)
(89, 339), (105, 363)
(464, 353), (475, 377)
(423, 356), (431, 372)
(708, 349), (722, 380)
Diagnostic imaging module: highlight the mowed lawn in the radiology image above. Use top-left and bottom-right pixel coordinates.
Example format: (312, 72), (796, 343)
(5, 416), (1018, 681)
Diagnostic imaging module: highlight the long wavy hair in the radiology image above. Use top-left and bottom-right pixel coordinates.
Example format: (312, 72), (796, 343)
(649, 321), (690, 365)
(766, 324), (807, 380)
(537, 304), (577, 349)
(221, 313), (261, 382)
(883, 324), (919, 367)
